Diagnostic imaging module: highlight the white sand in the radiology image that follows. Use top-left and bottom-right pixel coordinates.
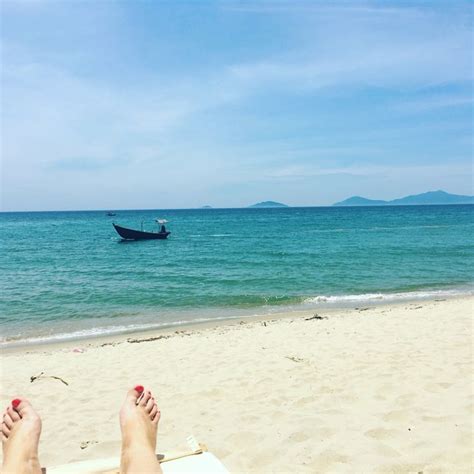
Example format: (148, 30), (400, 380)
(1, 297), (473, 473)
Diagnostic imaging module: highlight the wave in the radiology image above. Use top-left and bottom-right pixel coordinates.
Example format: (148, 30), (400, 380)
(303, 287), (473, 305)
(189, 234), (235, 238)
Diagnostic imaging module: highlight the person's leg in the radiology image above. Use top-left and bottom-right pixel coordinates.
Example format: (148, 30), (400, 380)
(120, 386), (163, 474)
(1, 398), (42, 474)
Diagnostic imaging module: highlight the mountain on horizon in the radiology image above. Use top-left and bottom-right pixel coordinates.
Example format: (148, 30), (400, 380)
(249, 201), (289, 208)
(333, 190), (474, 207)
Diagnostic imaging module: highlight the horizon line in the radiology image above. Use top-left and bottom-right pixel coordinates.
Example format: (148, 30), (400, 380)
(2, 203), (474, 214)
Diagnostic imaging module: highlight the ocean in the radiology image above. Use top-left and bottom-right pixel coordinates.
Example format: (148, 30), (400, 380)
(1, 205), (473, 345)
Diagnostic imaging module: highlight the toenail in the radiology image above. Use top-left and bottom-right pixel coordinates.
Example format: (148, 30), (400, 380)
(11, 399), (21, 409)
(134, 385), (144, 394)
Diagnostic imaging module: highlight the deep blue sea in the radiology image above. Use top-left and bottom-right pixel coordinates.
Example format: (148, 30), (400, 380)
(1, 205), (473, 345)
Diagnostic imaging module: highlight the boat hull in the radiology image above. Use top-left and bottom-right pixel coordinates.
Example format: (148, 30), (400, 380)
(113, 223), (170, 240)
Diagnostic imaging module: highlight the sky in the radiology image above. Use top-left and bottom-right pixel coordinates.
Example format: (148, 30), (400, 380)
(1, 0), (473, 211)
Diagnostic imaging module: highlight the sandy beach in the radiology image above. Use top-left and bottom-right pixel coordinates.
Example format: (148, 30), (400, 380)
(1, 296), (472, 473)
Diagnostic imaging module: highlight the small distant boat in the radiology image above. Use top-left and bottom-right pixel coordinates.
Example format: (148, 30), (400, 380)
(113, 219), (170, 241)
(106, 212), (116, 216)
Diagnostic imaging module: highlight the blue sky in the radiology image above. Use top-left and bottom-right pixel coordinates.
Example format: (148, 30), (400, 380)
(1, 0), (472, 211)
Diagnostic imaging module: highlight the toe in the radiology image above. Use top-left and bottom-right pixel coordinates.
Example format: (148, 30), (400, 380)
(125, 386), (144, 405)
(145, 396), (155, 413)
(11, 398), (32, 418)
(149, 403), (158, 420)
(138, 390), (152, 407)
(1, 421), (11, 437)
(7, 406), (20, 422)
(3, 413), (13, 430)
(152, 409), (161, 425)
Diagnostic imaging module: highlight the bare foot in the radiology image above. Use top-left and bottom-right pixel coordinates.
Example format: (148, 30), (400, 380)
(120, 385), (162, 474)
(1, 398), (42, 474)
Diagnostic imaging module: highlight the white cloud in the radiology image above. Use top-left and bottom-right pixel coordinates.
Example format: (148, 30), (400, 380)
(393, 94), (473, 113)
(227, 5), (472, 91)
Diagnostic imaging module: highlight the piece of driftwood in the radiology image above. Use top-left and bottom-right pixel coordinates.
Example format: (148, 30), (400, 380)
(30, 372), (69, 386)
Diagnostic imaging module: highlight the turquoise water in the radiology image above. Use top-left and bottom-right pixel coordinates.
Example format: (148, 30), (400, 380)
(1, 205), (473, 344)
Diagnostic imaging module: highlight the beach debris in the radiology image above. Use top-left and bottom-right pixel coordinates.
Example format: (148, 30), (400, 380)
(100, 341), (119, 347)
(72, 348), (84, 353)
(355, 307), (370, 311)
(262, 321), (267, 327)
(305, 314), (326, 321)
(127, 335), (170, 344)
(412, 306), (423, 310)
(285, 356), (304, 363)
(239, 320), (246, 325)
(30, 372), (69, 386)
(80, 440), (98, 450)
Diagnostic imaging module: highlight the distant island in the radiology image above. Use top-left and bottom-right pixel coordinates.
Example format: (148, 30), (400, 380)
(249, 201), (289, 208)
(333, 190), (474, 207)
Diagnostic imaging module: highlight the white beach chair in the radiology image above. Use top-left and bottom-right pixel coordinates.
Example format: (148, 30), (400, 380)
(46, 436), (229, 473)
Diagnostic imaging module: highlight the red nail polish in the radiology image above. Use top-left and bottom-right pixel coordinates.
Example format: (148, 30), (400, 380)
(11, 399), (21, 409)
(134, 385), (144, 393)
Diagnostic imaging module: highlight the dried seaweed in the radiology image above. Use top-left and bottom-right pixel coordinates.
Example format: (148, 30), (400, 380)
(30, 372), (69, 386)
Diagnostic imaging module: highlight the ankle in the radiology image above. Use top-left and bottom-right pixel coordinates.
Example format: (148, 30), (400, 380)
(121, 433), (157, 458)
(2, 454), (41, 474)
(121, 445), (159, 472)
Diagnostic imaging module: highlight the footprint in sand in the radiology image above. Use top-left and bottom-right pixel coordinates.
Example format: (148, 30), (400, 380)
(364, 427), (400, 441)
(424, 381), (453, 392)
(374, 442), (402, 458)
(294, 395), (316, 407)
(382, 409), (412, 423)
(313, 426), (336, 440)
(225, 430), (260, 446)
(240, 414), (260, 423)
(314, 449), (350, 470)
(422, 414), (451, 423)
(288, 431), (311, 443)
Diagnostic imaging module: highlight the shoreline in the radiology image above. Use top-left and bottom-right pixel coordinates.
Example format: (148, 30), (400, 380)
(3, 286), (473, 349)
(2, 293), (472, 353)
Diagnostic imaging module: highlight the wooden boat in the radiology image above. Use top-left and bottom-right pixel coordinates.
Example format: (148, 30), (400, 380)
(113, 223), (170, 240)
